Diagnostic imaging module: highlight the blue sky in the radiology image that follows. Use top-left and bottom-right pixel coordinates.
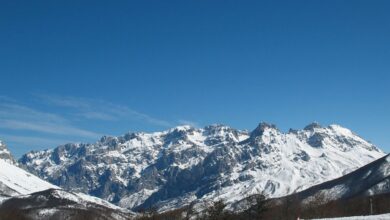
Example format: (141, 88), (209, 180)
(0, 0), (389, 158)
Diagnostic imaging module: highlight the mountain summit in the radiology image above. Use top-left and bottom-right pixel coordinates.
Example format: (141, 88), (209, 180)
(18, 123), (385, 212)
(0, 140), (16, 165)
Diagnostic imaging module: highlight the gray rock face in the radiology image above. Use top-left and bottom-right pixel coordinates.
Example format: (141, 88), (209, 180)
(18, 123), (385, 212)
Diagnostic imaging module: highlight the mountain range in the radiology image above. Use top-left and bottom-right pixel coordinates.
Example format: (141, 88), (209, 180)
(16, 122), (385, 212)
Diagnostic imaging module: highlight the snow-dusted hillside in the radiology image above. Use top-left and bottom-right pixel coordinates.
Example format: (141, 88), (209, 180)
(0, 188), (133, 220)
(0, 159), (58, 196)
(273, 153), (390, 206)
(0, 141), (58, 197)
(19, 122), (385, 211)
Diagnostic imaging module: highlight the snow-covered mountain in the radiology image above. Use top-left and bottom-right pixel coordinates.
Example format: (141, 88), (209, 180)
(231, 152), (390, 214)
(0, 141), (133, 220)
(280, 153), (390, 205)
(18, 122), (385, 212)
(0, 140), (16, 165)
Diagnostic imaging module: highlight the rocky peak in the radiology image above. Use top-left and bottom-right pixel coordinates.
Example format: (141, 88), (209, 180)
(0, 140), (16, 164)
(169, 125), (193, 132)
(163, 126), (194, 144)
(249, 122), (278, 139)
(123, 132), (138, 141)
(203, 124), (237, 136)
(304, 122), (322, 131)
(100, 135), (119, 144)
(204, 124), (227, 131)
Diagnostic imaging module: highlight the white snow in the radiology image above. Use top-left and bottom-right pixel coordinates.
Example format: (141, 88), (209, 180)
(190, 125), (385, 208)
(0, 156), (128, 213)
(50, 189), (128, 211)
(309, 213), (390, 219)
(36, 208), (59, 216)
(0, 159), (59, 195)
(0, 195), (9, 204)
(118, 188), (159, 208)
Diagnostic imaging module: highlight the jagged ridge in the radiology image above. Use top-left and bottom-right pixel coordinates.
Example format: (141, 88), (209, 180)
(0, 140), (16, 165)
(18, 122), (385, 212)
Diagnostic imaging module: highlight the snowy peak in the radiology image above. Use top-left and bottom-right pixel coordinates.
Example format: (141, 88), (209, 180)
(168, 125), (193, 132)
(249, 122), (278, 139)
(303, 124), (381, 152)
(0, 140), (16, 165)
(303, 122), (322, 131)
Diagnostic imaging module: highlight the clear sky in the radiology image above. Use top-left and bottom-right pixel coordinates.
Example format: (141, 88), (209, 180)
(0, 0), (389, 158)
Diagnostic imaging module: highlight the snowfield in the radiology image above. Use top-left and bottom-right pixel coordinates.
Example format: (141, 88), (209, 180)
(310, 213), (390, 219)
(0, 158), (59, 196)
